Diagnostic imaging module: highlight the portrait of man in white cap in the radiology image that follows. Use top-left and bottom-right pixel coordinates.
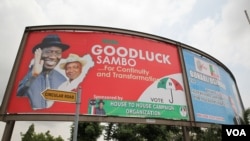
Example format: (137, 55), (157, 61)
(58, 53), (87, 92)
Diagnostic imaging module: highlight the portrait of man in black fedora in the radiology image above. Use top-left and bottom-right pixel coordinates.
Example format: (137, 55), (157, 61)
(17, 34), (69, 110)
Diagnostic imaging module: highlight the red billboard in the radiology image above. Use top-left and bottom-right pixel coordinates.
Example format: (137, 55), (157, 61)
(6, 30), (188, 120)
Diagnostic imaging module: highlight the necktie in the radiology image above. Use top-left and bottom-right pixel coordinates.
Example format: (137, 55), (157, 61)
(45, 72), (54, 108)
(45, 72), (50, 89)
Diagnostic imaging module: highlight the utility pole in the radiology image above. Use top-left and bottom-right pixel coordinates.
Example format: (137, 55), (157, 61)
(245, 10), (250, 24)
(73, 86), (82, 141)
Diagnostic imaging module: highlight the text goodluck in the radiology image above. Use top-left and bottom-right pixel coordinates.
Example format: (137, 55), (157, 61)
(91, 45), (171, 67)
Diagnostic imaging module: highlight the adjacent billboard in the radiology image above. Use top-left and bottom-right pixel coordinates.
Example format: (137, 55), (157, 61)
(182, 49), (244, 124)
(6, 30), (188, 120)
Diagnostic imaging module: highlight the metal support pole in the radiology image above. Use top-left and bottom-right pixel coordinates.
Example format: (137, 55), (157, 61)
(73, 86), (82, 141)
(182, 126), (190, 141)
(2, 121), (15, 141)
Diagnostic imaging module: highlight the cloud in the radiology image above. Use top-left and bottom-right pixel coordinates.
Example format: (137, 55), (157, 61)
(0, 0), (52, 102)
(187, 0), (250, 68)
(1, 0), (250, 141)
(33, 0), (196, 33)
(185, 0), (250, 108)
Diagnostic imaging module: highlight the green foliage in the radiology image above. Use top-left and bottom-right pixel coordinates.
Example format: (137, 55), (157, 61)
(136, 124), (182, 141)
(110, 123), (142, 141)
(243, 107), (250, 125)
(137, 124), (167, 141)
(103, 123), (115, 140)
(70, 122), (103, 141)
(20, 123), (35, 141)
(189, 125), (221, 141)
(20, 123), (64, 141)
(102, 123), (224, 141)
(103, 123), (182, 141)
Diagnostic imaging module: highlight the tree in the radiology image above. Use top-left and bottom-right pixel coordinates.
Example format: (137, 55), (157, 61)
(137, 124), (181, 141)
(20, 123), (35, 141)
(103, 123), (115, 141)
(103, 123), (182, 141)
(70, 122), (103, 141)
(188, 125), (221, 141)
(110, 123), (142, 141)
(243, 107), (250, 125)
(20, 123), (64, 141)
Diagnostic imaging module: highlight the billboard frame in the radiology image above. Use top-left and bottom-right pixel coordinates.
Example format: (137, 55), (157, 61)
(0, 25), (245, 140)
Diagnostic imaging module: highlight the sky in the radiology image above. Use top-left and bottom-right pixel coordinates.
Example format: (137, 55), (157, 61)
(0, 0), (250, 140)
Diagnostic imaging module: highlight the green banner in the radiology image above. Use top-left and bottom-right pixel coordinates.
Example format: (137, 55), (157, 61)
(88, 99), (189, 120)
